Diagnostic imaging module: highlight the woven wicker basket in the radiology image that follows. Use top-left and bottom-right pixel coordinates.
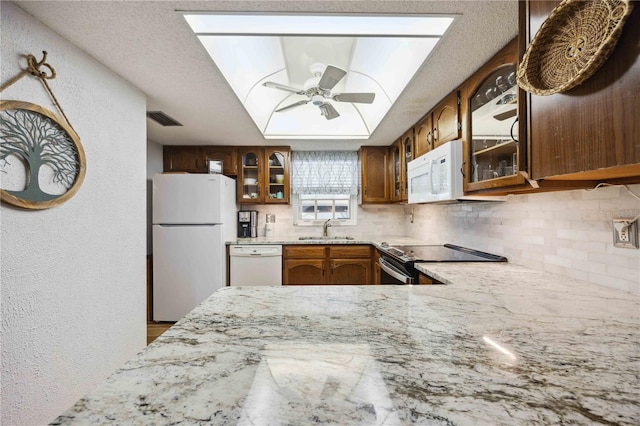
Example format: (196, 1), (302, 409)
(517, 0), (633, 96)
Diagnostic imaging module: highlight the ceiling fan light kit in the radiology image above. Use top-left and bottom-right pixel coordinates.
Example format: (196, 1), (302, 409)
(183, 13), (455, 139)
(263, 63), (376, 121)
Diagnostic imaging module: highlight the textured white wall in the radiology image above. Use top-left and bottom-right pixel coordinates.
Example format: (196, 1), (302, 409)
(406, 184), (640, 294)
(1, 3), (147, 424)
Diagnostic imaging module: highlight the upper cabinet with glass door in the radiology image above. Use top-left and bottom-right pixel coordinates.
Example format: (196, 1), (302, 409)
(265, 148), (290, 204)
(238, 148), (262, 203)
(462, 38), (526, 193)
(389, 138), (402, 202)
(237, 147), (290, 204)
(401, 128), (414, 201)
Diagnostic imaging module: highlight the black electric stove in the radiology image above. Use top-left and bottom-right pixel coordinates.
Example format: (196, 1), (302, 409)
(377, 243), (507, 284)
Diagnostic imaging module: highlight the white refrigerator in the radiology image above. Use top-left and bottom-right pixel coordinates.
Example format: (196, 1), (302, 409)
(152, 173), (237, 321)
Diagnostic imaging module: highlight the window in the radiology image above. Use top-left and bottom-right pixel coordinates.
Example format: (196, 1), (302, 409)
(299, 194), (352, 221)
(291, 151), (359, 226)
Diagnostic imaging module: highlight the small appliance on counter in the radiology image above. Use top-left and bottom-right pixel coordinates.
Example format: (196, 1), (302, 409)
(238, 210), (258, 238)
(265, 213), (276, 237)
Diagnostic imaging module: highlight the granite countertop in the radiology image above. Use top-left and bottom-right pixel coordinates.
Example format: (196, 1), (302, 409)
(52, 266), (640, 425)
(226, 235), (431, 247)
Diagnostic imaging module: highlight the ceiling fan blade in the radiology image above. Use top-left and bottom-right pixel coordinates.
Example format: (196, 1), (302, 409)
(332, 93), (376, 104)
(320, 103), (340, 120)
(318, 65), (346, 91)
(263, 81), (305, 95)
(275, 100), (309, 112)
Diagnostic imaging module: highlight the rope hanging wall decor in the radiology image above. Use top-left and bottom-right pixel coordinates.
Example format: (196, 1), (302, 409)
(0, 51), (86, 209)
(517, 0), (633, 96)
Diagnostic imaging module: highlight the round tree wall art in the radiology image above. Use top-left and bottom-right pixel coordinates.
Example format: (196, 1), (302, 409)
(1, 100), (86, 209)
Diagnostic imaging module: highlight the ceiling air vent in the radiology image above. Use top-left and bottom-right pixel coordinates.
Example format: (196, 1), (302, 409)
(147, 111), (182, 127)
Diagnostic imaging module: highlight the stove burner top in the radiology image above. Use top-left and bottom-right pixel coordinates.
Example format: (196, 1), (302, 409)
(379, 243), (507, 263)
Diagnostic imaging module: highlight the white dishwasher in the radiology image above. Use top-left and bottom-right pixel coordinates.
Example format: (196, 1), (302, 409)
(229, 245), (282, 286)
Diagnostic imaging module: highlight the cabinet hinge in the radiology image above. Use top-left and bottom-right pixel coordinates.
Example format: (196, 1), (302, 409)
(457, 94), (461, 105)
(458, 122), (462, 131)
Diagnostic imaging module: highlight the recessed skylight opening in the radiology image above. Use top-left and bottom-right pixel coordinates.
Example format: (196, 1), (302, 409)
(182, 13), (456, 140)
(184, 14), (453, 37)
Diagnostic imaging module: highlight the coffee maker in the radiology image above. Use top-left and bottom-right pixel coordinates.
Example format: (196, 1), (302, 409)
(237, 210), (258, 238)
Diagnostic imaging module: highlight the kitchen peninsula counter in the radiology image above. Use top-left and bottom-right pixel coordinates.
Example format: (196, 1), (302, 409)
(52, 267), (639, 425)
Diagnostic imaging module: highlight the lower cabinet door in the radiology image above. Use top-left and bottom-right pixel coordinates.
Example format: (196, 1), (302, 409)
(330, 259), (371, 285)
(283, 259), (325, 285)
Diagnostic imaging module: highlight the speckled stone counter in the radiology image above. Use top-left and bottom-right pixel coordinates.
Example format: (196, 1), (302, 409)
(226, 235), (430, 247)
(52, 267), (639, 425)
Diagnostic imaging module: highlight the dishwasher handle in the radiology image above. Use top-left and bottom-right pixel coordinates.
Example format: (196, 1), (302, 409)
(229, 245), (283, 257)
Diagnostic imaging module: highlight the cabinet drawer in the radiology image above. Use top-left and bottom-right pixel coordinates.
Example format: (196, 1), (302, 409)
(284, 245), (326, 258)
(328, 245), (371, 258)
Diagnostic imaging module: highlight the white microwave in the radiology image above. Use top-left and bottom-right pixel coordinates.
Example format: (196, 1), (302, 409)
(407, 139), (464, 204)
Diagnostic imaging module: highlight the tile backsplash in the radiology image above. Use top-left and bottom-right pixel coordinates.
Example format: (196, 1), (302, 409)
(240, 203), (407, 239)
(406, 184), (640, 294)
(243, 184), (640, 294)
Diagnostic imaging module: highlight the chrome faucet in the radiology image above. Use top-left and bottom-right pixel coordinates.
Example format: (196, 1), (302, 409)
(323, 219), (332, 237)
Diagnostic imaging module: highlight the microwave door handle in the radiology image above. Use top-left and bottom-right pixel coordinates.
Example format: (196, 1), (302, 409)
(430, 159), (437, 193)
(379, 258), (414, 284)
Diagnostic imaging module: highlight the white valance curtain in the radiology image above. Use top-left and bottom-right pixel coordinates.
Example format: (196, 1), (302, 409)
(291, 151), (360, 195)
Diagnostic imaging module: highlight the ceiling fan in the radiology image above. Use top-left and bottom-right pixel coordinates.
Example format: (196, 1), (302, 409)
(262, 63), (376, 120)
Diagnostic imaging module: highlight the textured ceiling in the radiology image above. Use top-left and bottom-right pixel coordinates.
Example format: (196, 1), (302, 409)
(14, 1), (519, 151)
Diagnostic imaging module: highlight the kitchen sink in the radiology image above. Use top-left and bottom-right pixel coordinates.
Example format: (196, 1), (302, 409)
(298, 236), (355, 241)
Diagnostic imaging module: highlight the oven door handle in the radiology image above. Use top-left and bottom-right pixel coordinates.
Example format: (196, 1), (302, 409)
(378, 258), (415, 284)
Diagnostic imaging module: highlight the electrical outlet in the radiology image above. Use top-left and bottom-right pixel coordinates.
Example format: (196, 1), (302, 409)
(613, 219), (639, 248)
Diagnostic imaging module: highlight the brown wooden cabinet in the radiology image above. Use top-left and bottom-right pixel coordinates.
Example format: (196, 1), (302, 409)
(265, 147), (290, 203)
(237, 147), (290, 204)
(331, 258), (371, 285)
(418, 273), (443, 285)
(462, 38), (528, 193)
(359, 146), (388, 204)
(284, 258), (325, 284)
(401, 129), (414, 201)
(414, 113), (434, 158)
(163, 146), (205, 173)
(388, 138), (403, 202)
(388, 129), (414, 203)
(202, 146), (237, 176)
(411, 91), (459, 157)
(432, 91), (461, 148)
(283, 245), (372, 285)
(524, 0), (640, 182)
